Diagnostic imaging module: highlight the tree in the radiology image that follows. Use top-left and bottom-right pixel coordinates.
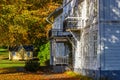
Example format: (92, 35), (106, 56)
(0, 0), (62, 47)
(0, 0), (63, 64)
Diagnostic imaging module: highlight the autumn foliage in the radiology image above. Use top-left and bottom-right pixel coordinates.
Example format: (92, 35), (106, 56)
(0, 0), (62, 47)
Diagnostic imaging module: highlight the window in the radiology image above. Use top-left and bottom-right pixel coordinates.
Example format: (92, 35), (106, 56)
(56, 43), (64, 57)
(60, 16), (63, 29)
(64, 43), (70, 56)
(27, 52), (30, 57)
(55, 43), (69, 57)
(58, 18), (60, 29)
(12, 52), (16, 56)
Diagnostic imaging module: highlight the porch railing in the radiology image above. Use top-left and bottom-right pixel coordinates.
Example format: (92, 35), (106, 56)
(49, 29), (71, 38)
(55, 56), (69, 65)
(63, 17), (89, 30)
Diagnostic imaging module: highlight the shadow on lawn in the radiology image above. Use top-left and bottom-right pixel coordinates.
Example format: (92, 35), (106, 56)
(0, 67), (25, 74)
(0, 66), (52, 74)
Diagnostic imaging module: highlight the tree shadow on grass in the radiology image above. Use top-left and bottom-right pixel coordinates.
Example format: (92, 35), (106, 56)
(0, 66), (51, 74)
(0, 67), (25, 74)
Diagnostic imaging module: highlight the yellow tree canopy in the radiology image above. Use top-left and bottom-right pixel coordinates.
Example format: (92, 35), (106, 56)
(0, 0), (62, 47)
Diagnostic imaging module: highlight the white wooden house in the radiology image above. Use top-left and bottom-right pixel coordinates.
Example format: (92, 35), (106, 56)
(9, 45), (33, 60)
(47, 0), (120, 79)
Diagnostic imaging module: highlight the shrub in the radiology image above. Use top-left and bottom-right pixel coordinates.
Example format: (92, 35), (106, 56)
(37, 42), (50, 66)
(25, 60), (40, 72)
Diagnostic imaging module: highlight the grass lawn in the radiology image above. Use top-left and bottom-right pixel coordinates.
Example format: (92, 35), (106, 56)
(0, 48), (8, 51)
(0, 49), (25, 68)
(0, 63), (25, 68)
(0, 60), (25, 68)
(0, 51), (8, 59)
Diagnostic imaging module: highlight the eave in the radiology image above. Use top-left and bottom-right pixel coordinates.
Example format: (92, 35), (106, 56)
(46, 6), (63, 24)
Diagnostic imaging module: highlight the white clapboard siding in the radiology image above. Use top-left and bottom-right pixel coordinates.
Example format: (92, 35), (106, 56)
(100, 23), (120, 70)
(100, 0), (120, 21)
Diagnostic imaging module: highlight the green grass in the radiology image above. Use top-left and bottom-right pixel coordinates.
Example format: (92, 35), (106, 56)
(0, 49), (25, 68)
(0, 60), (25, 68)
(0, 51), (9, 59)
(0, 48), (8, 52)
(0, 60), (25, 64)
(0, 63), (25, 68)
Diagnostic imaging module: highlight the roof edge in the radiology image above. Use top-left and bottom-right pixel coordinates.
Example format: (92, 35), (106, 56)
(46, 6), (63, 24)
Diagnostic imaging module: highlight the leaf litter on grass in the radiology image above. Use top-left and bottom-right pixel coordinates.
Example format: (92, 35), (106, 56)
(0, 68), (81, 80)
